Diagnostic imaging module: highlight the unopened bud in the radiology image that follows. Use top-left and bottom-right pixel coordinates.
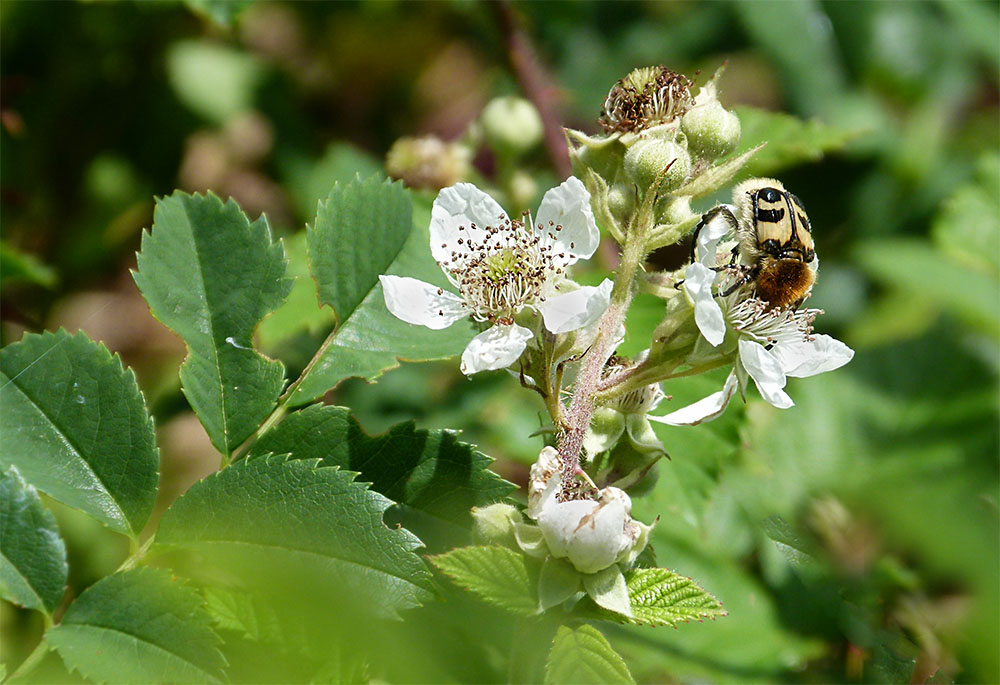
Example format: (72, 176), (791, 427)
(624, 139), (691, 193)
(386, 135), (470, 190)
(681, 79), (740, 160)
(607, 182), (635, 223)
(472, 503), (523, 546)
(481, 97), (543, 157)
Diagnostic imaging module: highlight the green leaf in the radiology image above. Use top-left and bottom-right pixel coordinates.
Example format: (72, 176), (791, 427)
(288, 175), (474, 406)
(932, 152), (1000, 276)
(257, 232), (335, 352)
(0, 466), (67, 613)
(184, 0), (255, 27)
(156, 454), (433, 619)
(46, 568), (226, 684)
(607, 567), (727, 628)
(0, 330), (158, 537)
(674, 144), (764, 200)
(735, 106), (860, 176)
(166, 40), (264, 125)
(248, 405), (514, 546)
(429, 545), (537, 616)
(0, 241), (57, 290)
(279, 142), (383, 224)
(544, 625), (635, 685)
(134, 192), (292, 453)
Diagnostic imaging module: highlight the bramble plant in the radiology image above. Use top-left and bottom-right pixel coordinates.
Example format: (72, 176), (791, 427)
(1, 66), (856, 683)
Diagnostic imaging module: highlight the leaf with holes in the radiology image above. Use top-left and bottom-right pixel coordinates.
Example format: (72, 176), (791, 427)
(248, 405), (514, 548)
(156, 455), (433, 619)
(46, 568), (226, 684)
(429, 545), (537, 616)
(287, 175), (474, 406)
(0, 330), (158, 537)
(133, 191), (292, 454)
(0, 466), (67, 614)
(544, 625), (634, 685)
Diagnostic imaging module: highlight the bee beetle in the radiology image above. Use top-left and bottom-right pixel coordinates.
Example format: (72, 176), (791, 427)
(691, 178), (817, 309)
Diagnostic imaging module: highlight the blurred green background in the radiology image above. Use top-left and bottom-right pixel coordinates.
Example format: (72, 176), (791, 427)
(2, 1), (997, 683)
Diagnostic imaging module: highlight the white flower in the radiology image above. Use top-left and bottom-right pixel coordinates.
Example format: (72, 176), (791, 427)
(523, 447), (650, 576)
(651, 210), (854, 424)
(380, 178), (612, 374)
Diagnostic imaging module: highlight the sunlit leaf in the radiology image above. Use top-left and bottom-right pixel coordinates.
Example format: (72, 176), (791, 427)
(0, 466), (67, 613)
(47, 568), (226, 684)
(544, 625), (634, 685)
(156, 455), (433, 619)
(288, 175), (474, 406)
(736, 106), (860, 176)
(134, 191), (292, 453)
(608, 567), (727, 628)
(0, 330), (158, 537)
(429, 545), (537, 616)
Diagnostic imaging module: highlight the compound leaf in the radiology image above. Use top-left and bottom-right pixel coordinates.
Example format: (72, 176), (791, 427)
(0, 330), (158, 537)
(46, 568), (226, 684)
(156, 455), (433, 619)
(0, 466), (68, 613)
(134, 191), (292, 454)
(248, 405), (514, 547)
(289, 175), (474, 406)
(544, 625), (635, 685)
(429, 545), (537, 616)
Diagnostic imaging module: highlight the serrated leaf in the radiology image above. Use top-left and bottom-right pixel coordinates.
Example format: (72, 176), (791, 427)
(429, 545), (537, 616)
(0, 466), (67, 613)
(736, 106), (860, 176)
(248, 405), (514, 546)
(46, 568), (226, 684)
(156, 454), (433, 619)
(0, 330), (158, 537)
(202, 587), (285, 644)
(280, 142), (383, 222)
(288, 176), (474, 406)
(134, 191), (292, 453)
(608, 567), (727, 628)
(674, 144), (764, 200)
(544, 625), (635, 685)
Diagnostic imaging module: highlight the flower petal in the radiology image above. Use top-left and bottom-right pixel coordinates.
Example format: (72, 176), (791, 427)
(694, 205), (737, 266)
(459, 322), (533, 374)
(649, 369), (739, 425)
(379, 275), (467, 330)
(538, 279), (613, 334)
(739, 339), (793, 408)
(685, 262), (726, 346)
(773, 334), (855, 378)
(430, 183), (506, 266)
(534, 176), (600, 262)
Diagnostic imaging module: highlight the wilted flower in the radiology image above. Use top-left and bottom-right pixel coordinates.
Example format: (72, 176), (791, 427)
(599, 66), (694, 134)
(385, 135), (471, 190)
(380, 178), (612, 374)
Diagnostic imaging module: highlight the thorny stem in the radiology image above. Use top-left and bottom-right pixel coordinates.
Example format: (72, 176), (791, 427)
(555, 207), (651, 489)
(493, 0), (571, 179)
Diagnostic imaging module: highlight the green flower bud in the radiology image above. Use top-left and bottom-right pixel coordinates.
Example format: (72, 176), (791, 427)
(386, 135), (471, 190)
(481, 96), (543, 157)
(623, 139), (691, 193)
(681, 73), (740, 160)
(607, 182), (635, 223)
(472, 502), (523, 546)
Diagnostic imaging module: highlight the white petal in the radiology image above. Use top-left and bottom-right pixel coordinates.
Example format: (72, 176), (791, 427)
(739, 339), (794, 408)
(459, 322), (533, 374)
(379, 275), (467, 330)
(534, 176), (600, 262)
(695, 204), (737, 266)
(649, 369), (739, 425)
(773, 334), (855, 378)
(685, 262), (726, 346)
(538, 279), (613, 334)
(430, 183), (506, 266)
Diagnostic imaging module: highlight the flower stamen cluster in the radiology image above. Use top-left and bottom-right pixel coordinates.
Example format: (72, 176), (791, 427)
(599, 66), (694, 134)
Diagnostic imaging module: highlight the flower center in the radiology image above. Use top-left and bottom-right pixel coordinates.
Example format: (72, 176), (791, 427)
(445, 213), (569, 322)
